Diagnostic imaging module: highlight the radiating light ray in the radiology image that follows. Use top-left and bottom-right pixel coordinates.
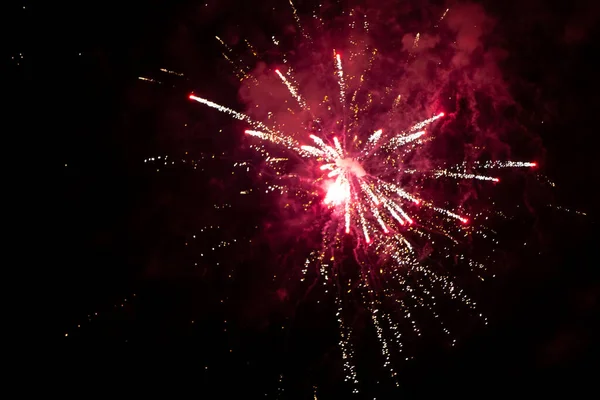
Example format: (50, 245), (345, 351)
(215, 36), (257, 83)
(388, 200), (413, 224)
(433, 170), (500, 182)
(245, 39), (259, 57)
(336, 292), (359, 391)
(138, 76), (161, 84)
(440, 8), (450, 22)
(356, 199), (371, 244)
(412, 33), (421, 50)
(476, 160), (537, 168)
(382, 130), (426, 151)
(371, 302), (396, 381)
(367, 129), (383, 144)
(344, 179), (352, 234)
(409, 112), (445, 131)
(189, 94), (281, 137)
(333, 136), (343, 156)
(379, 180), (421, 204)
(159, 68), (184, 76)
(245, 130), (299, 150)
(289, 0), (310, 40)
(309, 135), (339, 159)
(382, 200), (405, 225)
(275, 69), (309, 110)
(349, 48), (378, 134)
(425, 202), (469, 224)
(334, 52), (346, 107)
(215, 36), (233, 53)
(300, 145), (325, 157)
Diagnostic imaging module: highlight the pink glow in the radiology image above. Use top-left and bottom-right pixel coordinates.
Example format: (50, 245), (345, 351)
(323, 180), (350, 206)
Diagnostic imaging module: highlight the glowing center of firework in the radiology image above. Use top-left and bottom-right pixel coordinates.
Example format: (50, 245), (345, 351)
(323, 157), (366, 205)
(324, 179), (350, 205)
(323, 152), (366, 206)
(335, 157), (367, 178)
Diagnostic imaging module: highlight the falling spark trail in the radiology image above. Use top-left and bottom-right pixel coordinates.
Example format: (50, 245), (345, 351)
(275, 69), (309, 110)
(289, 0), (310, 40)
(189, 95), (276, 135)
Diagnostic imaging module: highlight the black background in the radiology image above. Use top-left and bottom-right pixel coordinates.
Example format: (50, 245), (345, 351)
(9, 0), (598, 398)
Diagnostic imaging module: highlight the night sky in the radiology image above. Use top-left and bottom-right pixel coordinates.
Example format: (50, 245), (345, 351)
(12, 0), (599, 397)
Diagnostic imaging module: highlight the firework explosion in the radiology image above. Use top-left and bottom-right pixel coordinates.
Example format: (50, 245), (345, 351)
(188, 1), (537, 391)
